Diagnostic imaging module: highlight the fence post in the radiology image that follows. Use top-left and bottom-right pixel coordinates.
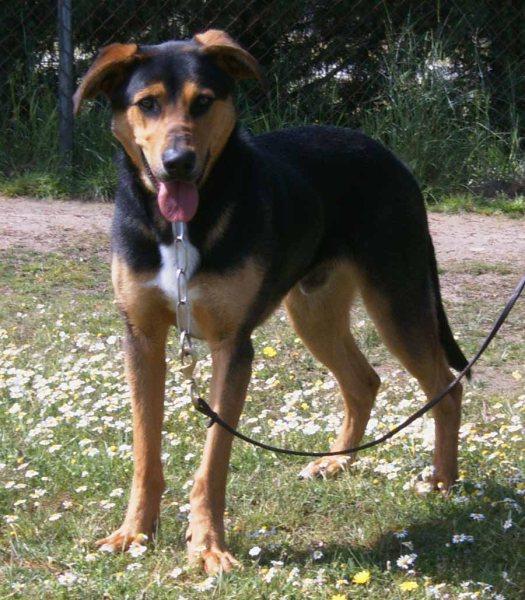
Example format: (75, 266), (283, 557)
(58, 0), (73, 169)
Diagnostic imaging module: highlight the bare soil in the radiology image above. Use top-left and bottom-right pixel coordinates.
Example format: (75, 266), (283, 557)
(1, 197), (523, 269)
(429, 213), (525, 269)
(0, 197), (112, 253)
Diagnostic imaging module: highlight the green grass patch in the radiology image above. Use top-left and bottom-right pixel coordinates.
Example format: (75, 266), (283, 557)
(428, 194), (525, 217)
(0, 172), (69, 199)
(0, 248), (523, 598)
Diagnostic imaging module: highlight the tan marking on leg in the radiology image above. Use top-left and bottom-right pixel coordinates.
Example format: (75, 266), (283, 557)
(285, 262), (380, 479)
(358, 273), (462, 491)
(111, 255), (175, 334)
(187, 337), (252, 573)
(185, 261), (267, 572)
(96, 256), (173, 551)
(430, 375), (462, 490)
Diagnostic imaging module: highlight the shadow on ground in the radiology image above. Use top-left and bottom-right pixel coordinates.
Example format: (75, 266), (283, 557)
(248, 480), (524, 596)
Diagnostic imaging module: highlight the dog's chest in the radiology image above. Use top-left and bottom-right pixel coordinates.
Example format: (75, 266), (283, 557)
(144, 238), (203, 334)
(144, 238), (263, 342)
(156, 240), (201, 304)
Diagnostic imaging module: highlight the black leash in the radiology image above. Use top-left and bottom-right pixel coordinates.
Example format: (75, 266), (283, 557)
(192, 274), (525, 457)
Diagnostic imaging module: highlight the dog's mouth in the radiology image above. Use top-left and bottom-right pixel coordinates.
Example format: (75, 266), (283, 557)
(156, 151), (210, 223)
(158, 180), (199, 223)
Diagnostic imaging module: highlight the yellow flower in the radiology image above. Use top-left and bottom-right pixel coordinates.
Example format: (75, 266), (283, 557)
(262, 346), (277, 358)
(399, 581), (419, 592)
(330, 595), (347, 600)
(352, 570), (371, 584)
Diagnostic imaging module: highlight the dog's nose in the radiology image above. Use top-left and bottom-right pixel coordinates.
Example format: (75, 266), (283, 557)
(162, 148), (196, 179)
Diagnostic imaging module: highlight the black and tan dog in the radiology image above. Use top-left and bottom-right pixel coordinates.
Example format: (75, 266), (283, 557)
(74, 30), (467, 573)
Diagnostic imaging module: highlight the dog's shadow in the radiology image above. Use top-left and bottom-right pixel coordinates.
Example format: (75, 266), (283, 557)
(254, 479), (523, 594)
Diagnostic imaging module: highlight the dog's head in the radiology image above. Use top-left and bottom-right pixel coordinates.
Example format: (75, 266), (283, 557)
(75, 30), (261, 219)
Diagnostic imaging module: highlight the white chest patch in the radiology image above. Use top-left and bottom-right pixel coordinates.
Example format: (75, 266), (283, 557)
(143, 236), (201, 332)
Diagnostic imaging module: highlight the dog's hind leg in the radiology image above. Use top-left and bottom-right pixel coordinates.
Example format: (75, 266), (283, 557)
(357, 271), (462, 491)
(285, 263), (381, 479)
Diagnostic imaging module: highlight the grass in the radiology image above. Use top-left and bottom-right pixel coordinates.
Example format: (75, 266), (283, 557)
(0, 71), (117, 201)
(428, 194), (525, 217)
(0, 241), (523, 599)
(358, 28), (523, 200)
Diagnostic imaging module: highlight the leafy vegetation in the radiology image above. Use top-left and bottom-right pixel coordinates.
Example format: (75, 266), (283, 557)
(1, 16), (523, 207)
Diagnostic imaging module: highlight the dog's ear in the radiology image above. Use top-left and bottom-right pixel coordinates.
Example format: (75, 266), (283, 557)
(73, 43), (139, 114)
(194, 29), (264, 86)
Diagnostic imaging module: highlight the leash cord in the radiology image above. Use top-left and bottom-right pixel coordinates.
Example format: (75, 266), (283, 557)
(192, 274), (525, 457)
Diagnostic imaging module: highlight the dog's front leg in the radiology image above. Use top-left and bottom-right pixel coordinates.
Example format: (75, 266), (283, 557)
(96, 322), (169, 551)
(187, 336), (253, 573)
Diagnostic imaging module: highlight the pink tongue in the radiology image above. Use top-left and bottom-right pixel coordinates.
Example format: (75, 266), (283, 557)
(158, 181), (199, 223)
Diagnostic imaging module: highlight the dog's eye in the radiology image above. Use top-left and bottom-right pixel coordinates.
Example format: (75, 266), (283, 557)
(196, 94), (213, 107)
(137, 96), (159, 114)
(192, 94), (214, 114)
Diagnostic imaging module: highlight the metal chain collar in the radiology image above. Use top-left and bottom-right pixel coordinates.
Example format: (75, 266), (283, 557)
(173, 222), (200, 399)
(138, 146), (203, 402)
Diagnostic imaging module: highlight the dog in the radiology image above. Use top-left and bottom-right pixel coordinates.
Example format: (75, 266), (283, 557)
(74, 29), (467, 573)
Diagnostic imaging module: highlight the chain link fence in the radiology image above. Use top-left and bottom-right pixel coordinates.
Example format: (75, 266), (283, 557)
(1, 1), (523, 200)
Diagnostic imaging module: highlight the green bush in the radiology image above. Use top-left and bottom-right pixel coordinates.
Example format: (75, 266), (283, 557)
(0, 26), (521, 205)
(360, 28), (522, 199)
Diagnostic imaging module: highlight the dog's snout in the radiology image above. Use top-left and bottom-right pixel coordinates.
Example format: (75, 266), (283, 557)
(162, 148), (196, 179)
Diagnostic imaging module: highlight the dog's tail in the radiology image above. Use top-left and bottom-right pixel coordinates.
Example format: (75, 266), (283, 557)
(428, 237), (471, 379)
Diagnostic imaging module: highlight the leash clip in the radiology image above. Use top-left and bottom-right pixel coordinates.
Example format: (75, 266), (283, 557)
(191, 395), (216, 428)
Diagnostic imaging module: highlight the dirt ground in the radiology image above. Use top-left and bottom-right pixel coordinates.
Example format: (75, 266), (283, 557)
(1, 197), (524, 269)
(1, 197), (112, 253)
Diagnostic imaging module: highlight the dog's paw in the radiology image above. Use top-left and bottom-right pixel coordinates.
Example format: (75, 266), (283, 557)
(413, 471), (456, 496)
(188, 545), (240, 574)
(186, 523), (240, 574)
(95, 527), (151, 553)
(298, 455), (352, 480)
